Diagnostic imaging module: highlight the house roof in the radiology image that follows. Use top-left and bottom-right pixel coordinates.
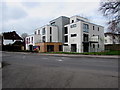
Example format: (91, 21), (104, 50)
(3, 31), (23, 40)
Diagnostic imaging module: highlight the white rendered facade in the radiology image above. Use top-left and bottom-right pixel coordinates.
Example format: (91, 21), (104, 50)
(25, 34), (41, 50)
(26, 25), (58, 50)
(34, 25), (58, 42)
(63, 16), (104, 53)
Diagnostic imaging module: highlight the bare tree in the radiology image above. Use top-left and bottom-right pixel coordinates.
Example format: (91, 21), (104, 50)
(21, 33), (28, 40)
(21, 33), (28, 50)
(99, 0), (120, 33)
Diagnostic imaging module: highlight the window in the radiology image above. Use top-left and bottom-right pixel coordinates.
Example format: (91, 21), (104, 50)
(38, 30), (40, 35)
(64, 27), (68, 34)
(83, 24), (89, 32)
(29, 38), (30, 43)
(105, 40), (107, 43)
(26, 38), (28, 44)
(93, 44), (95, 48)
(42, 28), (45, 35)
(98, 44), (99, 48)
(105, 34), (107, 37)
(83, 34), (89, 42)
(31, 37), (33, 43)
(50, 36), (52, 42)
(70, 24), (77, 28)
(59, 45), (63, 51)
(64, 44), (68, 46)
(76, 18), (80, 21)
(42, 36), (45, 42)
(50, 22), (55, 25)
(50, 27), (52, 34)
(71, 34), (77, 37)
(72, 20), (74, 23)
(98, 27), (99, 31)
(35, 31), (36, 35)
(64, 36), (68, 42)
(93, 26), (94, 30)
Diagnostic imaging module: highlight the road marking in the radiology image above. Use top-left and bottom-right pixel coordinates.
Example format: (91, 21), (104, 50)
(58, 59), (63, 62)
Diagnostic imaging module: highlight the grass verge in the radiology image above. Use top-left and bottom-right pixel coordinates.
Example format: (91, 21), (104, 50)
(44, 50), (120, 55)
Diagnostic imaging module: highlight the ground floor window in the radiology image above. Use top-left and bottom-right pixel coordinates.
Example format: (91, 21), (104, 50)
(47, 45), (54, 52)
(71, 44), (77, 52)
(59, 45), (63, 51)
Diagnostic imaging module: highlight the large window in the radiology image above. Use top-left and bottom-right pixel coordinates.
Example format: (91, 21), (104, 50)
(98, 27), (99, 31)
(93, 26), (94, 30)
(42, 28), (45, 35)
(34, 31), (36, 35)
(64, 27), (68, 34)
(93, 44), (95, 48)
(64, 36), (68, 42)
(50, 27), (52, 34)
(98, 44), (99, 48)
(31, 37), (33, 43)
(72, 20), (74, 23)
(59, 45), (63, 51)
(38, 30), (40, 35)
(83, 34), (89, 42)
(83, 24), (89, 32)
(29, 38), (30, 43)
(42, 36), (45, 42)
(26, 38), (28, 44)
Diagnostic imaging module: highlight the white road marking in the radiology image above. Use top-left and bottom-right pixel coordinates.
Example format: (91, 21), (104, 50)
(58, 59), (63, 62)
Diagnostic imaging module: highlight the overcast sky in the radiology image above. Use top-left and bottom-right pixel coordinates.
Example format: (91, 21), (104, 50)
(1, 0), (108, 35)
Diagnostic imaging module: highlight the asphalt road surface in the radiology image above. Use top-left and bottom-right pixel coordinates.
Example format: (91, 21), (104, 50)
(2, 52), (118, 88)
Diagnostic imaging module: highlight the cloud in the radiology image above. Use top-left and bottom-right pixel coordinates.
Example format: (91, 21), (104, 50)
(2, 2), (28, 21)
(21, 2), (40, 8)
(1, 1), (108, 34)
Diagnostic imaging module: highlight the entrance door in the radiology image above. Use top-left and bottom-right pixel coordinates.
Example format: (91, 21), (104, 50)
(71, 44), (77, 52)
(83, 43), (89, 52)
(29, 45), (33, 51)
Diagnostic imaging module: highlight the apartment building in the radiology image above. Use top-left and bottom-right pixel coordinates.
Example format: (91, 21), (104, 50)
(49, 16), (70, 43)
(63, 16), (104, 53)
(26, 15), (104, 52)
(26, 25), (62, 52)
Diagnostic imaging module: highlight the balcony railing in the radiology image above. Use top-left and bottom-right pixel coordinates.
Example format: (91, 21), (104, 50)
(89, 36), (99, 42)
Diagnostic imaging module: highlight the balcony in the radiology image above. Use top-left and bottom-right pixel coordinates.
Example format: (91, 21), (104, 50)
(89, 36), (99, 43)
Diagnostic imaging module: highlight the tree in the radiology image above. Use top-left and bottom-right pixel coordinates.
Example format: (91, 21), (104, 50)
(21, 33), (28, 50)
(99, 0), (120, 33)
(21, 33), (28, 40)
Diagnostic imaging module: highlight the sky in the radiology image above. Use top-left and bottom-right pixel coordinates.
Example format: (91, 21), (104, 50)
(0, 0), (108, 35)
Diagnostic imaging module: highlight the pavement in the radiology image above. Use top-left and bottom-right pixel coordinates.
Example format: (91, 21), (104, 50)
(2, 51), (118, 88)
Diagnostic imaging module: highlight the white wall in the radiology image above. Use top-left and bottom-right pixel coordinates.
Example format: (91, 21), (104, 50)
(64, 21), (83, 53)
(104, 34), (120, 45)
(63, 18), (104, 53)
(3, 40), (15, 45)
(25, 34), (41, 50)
(45, 25), (58, 42)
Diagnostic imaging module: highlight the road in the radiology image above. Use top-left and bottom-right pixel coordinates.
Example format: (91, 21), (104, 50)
(2, 52), (118, 88)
